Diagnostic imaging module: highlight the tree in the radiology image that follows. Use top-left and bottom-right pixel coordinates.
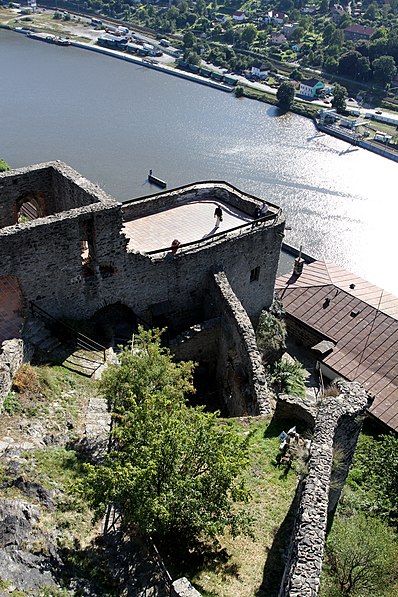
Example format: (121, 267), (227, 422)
(82, 328), (251, 544)
(276, 81), (296, 110)
(338, 50), (362, 77)
(332, 83), (347, 113)
(352, 433), (398, 523)
(364, 1), (380, 20)
(357, 56), (371, 81)
(323, 512), (398, 596)
(372, 54), (397, 86)
(323, 22), (337, 45)
(0, 159), (10, 172)
(291, 26), (305, 43)
(240, 24), (258, 47)
(183, 29), (196, 49)
(320, 0), (329, 14)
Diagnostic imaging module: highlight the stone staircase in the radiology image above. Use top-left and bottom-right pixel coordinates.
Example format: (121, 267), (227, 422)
(22, 317), (66, 362)
(22, 316), (105, 378)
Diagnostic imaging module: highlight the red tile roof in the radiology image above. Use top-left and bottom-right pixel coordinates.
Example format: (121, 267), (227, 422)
(276, 261), (398, 431)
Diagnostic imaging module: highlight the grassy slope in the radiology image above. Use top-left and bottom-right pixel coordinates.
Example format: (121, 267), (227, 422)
(172, 417), (299, 597)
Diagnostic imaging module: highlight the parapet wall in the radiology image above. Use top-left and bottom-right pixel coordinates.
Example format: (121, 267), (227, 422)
(122, 181), (281, 222)
(278, 381), (370, 597)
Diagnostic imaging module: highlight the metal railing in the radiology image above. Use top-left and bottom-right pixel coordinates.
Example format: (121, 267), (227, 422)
(147, 211), (280, 257)
(29, 301), (107, 362)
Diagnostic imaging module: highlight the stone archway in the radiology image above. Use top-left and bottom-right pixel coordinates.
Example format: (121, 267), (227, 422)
(16, 192), (47, 223)
(0, 276), (24, 346)
(90, 302), (137, 348)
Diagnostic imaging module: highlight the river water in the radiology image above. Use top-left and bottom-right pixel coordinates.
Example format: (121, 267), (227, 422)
(1, 28), (397, 293)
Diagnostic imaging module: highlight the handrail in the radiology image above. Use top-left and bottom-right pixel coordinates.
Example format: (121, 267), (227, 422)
(146, 211), (278, 256)
(30, 301), (107, 361)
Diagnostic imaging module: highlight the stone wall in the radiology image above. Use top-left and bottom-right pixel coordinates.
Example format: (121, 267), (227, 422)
(209, 271), (272, 416)
(169, 319), (220, 364)
(278, 381), (370, 597)
(0, 339), (33, 409)
(122, 181), (281, 221)
(0, 162), (111, 229)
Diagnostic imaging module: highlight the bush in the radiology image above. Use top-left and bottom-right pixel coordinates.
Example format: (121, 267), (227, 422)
(271, 358), (307, 397)
(0, 159), (10, 172)
(256, 309), (286, 365)
(3, 391), (22, 415)
(12, 364), (39, 393)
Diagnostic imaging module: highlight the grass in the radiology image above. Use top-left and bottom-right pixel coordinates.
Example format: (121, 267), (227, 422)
(165, 417), (300, 597)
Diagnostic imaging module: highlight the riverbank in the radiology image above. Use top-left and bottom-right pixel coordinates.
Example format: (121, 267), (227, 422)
(316, 121), (398, 163)
(71, 39), (235, 93)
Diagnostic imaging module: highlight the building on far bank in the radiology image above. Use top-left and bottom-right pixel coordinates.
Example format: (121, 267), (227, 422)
(276, 260), (398, 432)
(299, 78), (325, 98)
(343, 23), (375, 41)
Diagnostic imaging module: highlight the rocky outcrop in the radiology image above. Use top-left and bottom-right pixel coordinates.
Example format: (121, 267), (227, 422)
(0, 499), (61, 594)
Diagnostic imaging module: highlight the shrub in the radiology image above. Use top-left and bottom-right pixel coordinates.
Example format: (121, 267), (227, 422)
(3, 391), (22, 415)
(270, 358), (307, 397)
(0, 159), (10, 172)
(256, 309), (286, 365)
(12, 364), (39, 393)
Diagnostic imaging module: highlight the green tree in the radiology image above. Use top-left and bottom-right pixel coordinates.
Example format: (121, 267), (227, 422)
(276, 81), (296, 110)
(82, 328), (251, 544)
(0, 159), (10, 172)
(240, 24), (258, 47)
(323, 22), (337, 45)
(372, 54), (397, 86)
(320, 0), (329, 14)
(352, 433), (398, 522)
(332, 83), (347, 113)
(183, 29), (196, 49)
(323, 512), (398, 596)
(364, 1), (380, 20)
(338, 50), (362, 77)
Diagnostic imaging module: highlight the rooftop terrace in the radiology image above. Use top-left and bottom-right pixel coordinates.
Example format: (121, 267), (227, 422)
(122, 199), (257, 253)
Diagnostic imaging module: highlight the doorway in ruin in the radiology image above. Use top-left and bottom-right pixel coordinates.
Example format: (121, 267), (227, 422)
(90, 303), (137, 349)
(190, 360), (226, 414)
(16, 193), (46, 223)
(0, 276), (24, 346)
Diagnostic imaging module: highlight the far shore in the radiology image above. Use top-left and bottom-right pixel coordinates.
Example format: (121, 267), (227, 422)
(1, 13), (397, 162)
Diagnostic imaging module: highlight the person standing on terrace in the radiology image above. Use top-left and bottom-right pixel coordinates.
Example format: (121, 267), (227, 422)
(214, 205), (223, 228)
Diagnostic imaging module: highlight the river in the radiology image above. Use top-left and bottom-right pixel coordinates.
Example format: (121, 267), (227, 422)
(1, 28), (397, 294)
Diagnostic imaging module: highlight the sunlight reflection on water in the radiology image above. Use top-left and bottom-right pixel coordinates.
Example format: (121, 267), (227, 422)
(1, 28), (397, 293)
